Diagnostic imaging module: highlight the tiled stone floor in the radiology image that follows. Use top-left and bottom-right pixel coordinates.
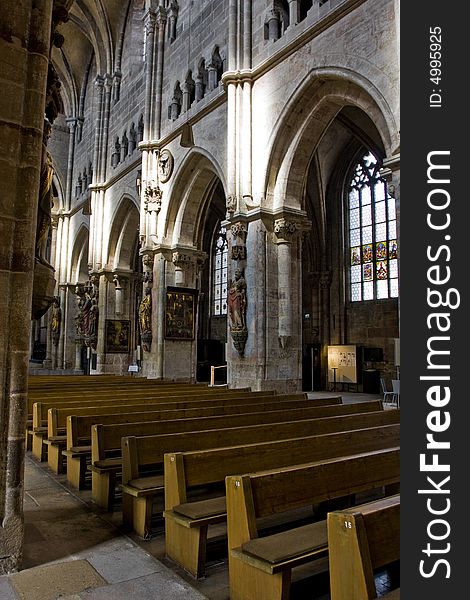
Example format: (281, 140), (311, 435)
(0, 391), (399, 599)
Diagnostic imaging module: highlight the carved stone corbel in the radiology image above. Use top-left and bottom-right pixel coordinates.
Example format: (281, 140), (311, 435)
(230, 221), (248, 261)
(226, 195), (237, 216)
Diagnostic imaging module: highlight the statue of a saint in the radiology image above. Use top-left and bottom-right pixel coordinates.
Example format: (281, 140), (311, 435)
(228, 268), (247, 329)
(36, 120), (54, 261)
(139, 287), (152, 334)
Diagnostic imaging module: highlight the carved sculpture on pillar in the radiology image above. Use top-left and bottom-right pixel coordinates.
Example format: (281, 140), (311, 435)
(139, 270), (153, 352)
(50, 296), (62, 346)
(172, 251), (191, 286)
(158, 149), (174, 183)
(144, 181), (163, 213)
(230, 222), (248, 261)
(228, 267), (248, 357)
(75, 278), (99, 349)
(36, 119), (54, 263)
(226, 195), (237, 217)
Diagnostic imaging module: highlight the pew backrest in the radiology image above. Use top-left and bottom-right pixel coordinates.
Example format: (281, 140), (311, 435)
(119, 408), (400, 482)
(163, 424), (400, 509)
(225, 448), (400, 551)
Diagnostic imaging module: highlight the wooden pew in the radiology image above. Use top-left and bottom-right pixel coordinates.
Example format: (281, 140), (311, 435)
(327, 495), (400, 600)
(119, 408), (399, 538)
(61, 394), (330, 487)
(226, 448), (400, 600)
(26, 381), (244, 451)
(88, 396), (345, 510)
(29, 388), (269, 459)
(163, 424), (400, 578)
(34, 391), (312, 465)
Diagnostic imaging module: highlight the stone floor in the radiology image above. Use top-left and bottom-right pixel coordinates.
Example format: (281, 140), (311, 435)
(0, 391), (399, 599)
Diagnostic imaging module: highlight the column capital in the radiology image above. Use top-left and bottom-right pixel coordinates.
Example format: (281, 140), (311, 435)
(171, 247), (207, 272)
(272, 211), (311, 243)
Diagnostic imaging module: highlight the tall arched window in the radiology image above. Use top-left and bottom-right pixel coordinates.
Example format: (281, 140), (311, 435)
(348, 151), (398, 301)
(212, 224), (228, 315)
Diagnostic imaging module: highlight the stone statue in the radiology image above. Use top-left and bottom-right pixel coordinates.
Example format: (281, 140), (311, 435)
(75, 283), (99, 348)
(228, 268), (247, 329)
(139, 287), (152, 334)
(139, 286), (152, 352)
(36, 120), (54, 262)
(50, 296), (61, 345)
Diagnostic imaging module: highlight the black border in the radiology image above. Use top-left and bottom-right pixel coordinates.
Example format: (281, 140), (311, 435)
(401, 3), (467, 596)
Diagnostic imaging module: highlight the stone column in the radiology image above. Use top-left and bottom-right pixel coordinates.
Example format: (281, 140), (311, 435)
(88, 76), (104, 269)
(153, 8), (167, 139)
(65, 118), (77, 211)
(288, 0), (300, 26)
(274, 218), (301, 348)
(381, 154), (401, 337)
(0, 0), (57, 574)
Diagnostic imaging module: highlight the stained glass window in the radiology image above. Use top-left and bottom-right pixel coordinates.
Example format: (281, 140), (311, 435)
(212, 224), (228, 315)
(348, 152), (399, 301)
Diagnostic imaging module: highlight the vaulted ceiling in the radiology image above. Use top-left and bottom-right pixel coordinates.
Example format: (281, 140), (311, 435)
(52, 0), (144, 116)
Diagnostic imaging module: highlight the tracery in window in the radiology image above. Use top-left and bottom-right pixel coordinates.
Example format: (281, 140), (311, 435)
(212, 224), (228, 315)
(348, 152), (398, 302)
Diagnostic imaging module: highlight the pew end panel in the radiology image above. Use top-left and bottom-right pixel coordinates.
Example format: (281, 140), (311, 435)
(327, 494), (400, 600)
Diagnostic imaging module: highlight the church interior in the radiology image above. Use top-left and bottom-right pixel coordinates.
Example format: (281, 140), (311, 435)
(0, 0), (400, 597)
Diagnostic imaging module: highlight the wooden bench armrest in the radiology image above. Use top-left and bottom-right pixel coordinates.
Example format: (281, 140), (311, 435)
(163, 509), (226, 528)
(231, 519), (328, 574)
(62, 446), (91, 457)
(44, 436), (66, 445)
(230, 546), (329, 575)
(33, 426), (47, 433)
(89, 457), (122, 471)
(121, 474), (164, 498)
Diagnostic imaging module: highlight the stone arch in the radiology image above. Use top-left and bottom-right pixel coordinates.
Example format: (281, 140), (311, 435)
(265, 68), (398, 211)
(107, 196), (140, 271)
(164, 148), (226, 248)
(70, 224), (90, 283)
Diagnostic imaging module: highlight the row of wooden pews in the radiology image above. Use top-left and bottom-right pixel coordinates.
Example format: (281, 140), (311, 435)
(26, 375), (400, 599)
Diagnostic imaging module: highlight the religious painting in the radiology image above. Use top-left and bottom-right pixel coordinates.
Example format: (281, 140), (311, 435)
(389, 239), (398, 259)
(377, 262), (388, 280)
(105, 319), (130, 353)
(350, 246), (361, 266)
(376, 241), (387, 261)
(363, 263), (373, 281)
(165, 287), (198, 340)
(362, 243), (373, 263)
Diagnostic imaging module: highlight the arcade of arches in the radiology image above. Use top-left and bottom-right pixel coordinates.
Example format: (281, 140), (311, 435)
(0, 0), (399, 573)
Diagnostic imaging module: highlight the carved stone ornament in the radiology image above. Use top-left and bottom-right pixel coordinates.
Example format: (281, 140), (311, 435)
(226, 195), (237, 214)
(231, 328), (248, 358)
(172, 252), (192, 271)
(231, 246), (247, 261)
(274, 218), (298, 241)
(158, 149), (174, 183)
(144, 181), (163, 213)
(142, 253), (154, 271)
(231, 222), (248, 261)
